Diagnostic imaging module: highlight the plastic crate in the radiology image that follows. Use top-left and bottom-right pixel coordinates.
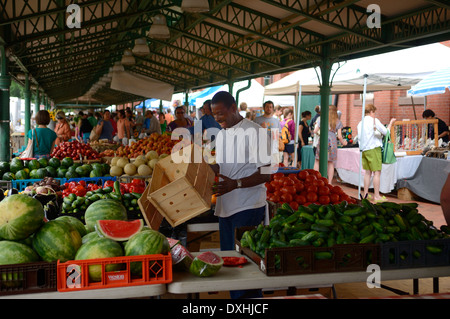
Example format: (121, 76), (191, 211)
(65, 176), (116, 186)
(0, 261), (57, 296)
(380, 238), (450, 269)
(0, 180), (12, 190)
(235, 226), (380, 276)
(56, 253), (172, 292)
(12, 178), (66, 191)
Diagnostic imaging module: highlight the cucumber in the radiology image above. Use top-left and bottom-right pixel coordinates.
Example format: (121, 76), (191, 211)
(316, 219), (334, 227)
(301, 230), (319, 242)
(289, 239), (310, 247)
(314, 251), (333, 260)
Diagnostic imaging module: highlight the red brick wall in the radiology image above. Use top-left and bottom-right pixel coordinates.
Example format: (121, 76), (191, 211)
(337, 89), (450, 130)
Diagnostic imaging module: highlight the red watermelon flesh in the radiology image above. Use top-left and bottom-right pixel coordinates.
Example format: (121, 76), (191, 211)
(167, 237), (180, 249)
(189, 251), (223, 277)
(95, 219), (144, 241)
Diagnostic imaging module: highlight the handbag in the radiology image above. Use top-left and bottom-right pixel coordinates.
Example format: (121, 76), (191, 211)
(382, 130), (396, 164)
(20, 129), (38, 158)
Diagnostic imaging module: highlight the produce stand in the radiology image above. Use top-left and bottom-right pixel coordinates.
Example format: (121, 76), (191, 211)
(166, 251), (450, 297)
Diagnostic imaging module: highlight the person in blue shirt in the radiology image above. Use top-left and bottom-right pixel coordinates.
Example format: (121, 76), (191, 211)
(189, 100), (222, 139)
(95, 110), (114, 141)
(25, 110), (57, 159)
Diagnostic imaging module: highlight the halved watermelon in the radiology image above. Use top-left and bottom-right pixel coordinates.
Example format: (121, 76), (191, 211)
(189, 251), (223, 277)
(171, 241), (194, 271)
(167, 237), (180, 249)
(95, 219), (144, 241)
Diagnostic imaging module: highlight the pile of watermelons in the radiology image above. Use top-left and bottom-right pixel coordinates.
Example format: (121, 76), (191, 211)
(0, 157), (110, 181)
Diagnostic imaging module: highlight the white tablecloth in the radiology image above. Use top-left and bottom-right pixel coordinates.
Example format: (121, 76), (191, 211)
(335, 148), (423, 194)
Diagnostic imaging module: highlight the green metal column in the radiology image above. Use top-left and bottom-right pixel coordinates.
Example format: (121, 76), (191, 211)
(0, 45), (11, 162)
(24, 73), (31, 144)
(318, 49), (332, 178)
(35, 85), (40, 114)
(159, 100), (163, 113)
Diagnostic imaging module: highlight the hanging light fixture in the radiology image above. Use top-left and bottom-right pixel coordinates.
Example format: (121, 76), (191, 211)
(132, 37), (150, 57)
(121, 49), (136, 66)
(148, 14), (170, 39)
(181, 0), (210, 12)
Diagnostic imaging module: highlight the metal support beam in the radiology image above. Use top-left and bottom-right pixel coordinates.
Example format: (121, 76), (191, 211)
(318, 46), (332, 178)
(0, 44), (11, 162)
(24, 72), (31, 145)
(35, 84), (40, 114)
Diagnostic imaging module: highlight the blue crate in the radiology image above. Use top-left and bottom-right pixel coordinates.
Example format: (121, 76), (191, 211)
(12, 178), (66, 191)
(65, 176), (117, 186)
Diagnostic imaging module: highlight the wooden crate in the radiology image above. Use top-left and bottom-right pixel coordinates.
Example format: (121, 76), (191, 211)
(140, 144), (215, 228)
(391, 119), (438, 155)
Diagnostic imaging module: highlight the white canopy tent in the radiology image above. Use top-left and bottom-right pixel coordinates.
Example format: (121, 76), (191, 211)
(263, 42), (450, 185)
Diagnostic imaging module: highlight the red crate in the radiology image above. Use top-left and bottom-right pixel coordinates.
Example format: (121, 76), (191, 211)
(57, 253), (172, 292)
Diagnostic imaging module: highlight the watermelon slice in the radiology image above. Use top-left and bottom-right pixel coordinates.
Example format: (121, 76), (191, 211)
(189, 251), (223, 277)
(167, 237), (180, 249)
(95, 219), (144, 241)
(171, 242), (194, 271)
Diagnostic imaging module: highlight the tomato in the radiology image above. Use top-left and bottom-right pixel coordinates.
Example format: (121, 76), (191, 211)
(313, 179), (325, 188)
(294, 181), (305, 193)
(104, 180), (115, 188)
(305, 174), (317, 184)
(318, 186), (330, 196)
(281, 186), (295, 194)
(319, 177), (329, 185)
(288, 174), (299, 182)
(289, 201), (299, 211)
(306, 185), (318, 193)
(129, 185), (145, 194)
(270, 180), (281, 190)
(295, 194), (306, 205)
(73, 185), (86, 197)
(297, 170), (309, 181)
(329, 193), (340, 204)
(273, 190), (282, 197)
(270, 194), (281, 203)
(265, 182), (275, 193)
(282, 178), (294, 186)
(331, 185), (344, 194)
(272, 173), (284, 181)
(306, 192), (318, 203)
(318, 195), (330, 205)
(131, 179), (146, 188)
(280, 193), (293, 203)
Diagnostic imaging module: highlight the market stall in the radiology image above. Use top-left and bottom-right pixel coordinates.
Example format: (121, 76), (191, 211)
(335, 148), (424, 194)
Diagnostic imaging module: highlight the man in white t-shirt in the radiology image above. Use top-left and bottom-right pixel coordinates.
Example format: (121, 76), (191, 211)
(210, 91), (273, 298)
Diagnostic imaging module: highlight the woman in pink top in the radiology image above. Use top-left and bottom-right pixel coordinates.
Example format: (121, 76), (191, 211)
(116, 109), (131, 144)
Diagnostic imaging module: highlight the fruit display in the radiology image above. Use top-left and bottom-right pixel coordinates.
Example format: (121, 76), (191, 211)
(60, 180), (144, 222)
(89, 140), (120, 154)
(109, 151), (168, 177)
(95, 219), (144, 242)
(0, 157), (110, 181)
(50, 140), (101, 161)
(104, 133), (176, 159)
(266, 169), (356, 210)
(241, 200), (450, 261)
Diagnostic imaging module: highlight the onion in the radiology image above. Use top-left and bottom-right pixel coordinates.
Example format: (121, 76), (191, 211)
(35, 186), (56, 195)
(23, 186), (36, 195)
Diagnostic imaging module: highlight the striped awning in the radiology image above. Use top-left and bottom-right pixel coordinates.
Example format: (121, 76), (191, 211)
(408, 67), (450, 96)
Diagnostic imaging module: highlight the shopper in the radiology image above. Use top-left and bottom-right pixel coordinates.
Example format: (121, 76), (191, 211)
(54, 111), (71, 145)
(95, 110), (114, 141)
(280, 108), (295, 167)
(210, 91), (272, 299)
(357, 104), (396, 202)
(297, 110), (312, 168)
(254, 100), (281, 132)
(167, 106), (193, 132)
(116, 109), (131, 144)
(422, 109), (449, 143)
(313, 105), (348, 185)
(144, 110), (162, 135)
(25, 110), (57, 159)
(159, 112), (167, 133)
(239, 102), (248, 117)
(78, 111), (93, 143)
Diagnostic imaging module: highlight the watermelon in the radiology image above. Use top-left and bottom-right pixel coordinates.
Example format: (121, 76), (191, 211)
(0, 240), (39, 265)
(75, 237), (124, 282)
(28, 159), (40, 170)
(2, 172), (14, 181)
(61, 157), (74, 168)
(171, 241), (194, 271)
(15, 169), (29, 180)
(29, 169), (39, 179)
(9, 158), (24, 174)
(95, 219), (143, 241)
(84, 199), (128, 233)
(0, 161), (10, 174)
(124, 230), (170, 275)
(56, 215), (87, 237)
(35, 168), (48, 179)
(32, 219), (82, 262)
(189, 251), (223, 277)
(48, 157), (61, 169)
(0, 194), (45, 240)
(57, 167), (68, 178)
(81, 231), (100, 244)
(38, 157), (49, 168)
